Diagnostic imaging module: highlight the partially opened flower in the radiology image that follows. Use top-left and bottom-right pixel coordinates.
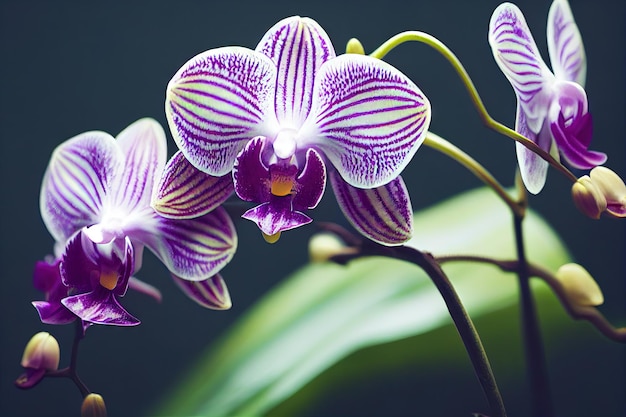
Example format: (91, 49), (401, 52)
(38, 118), (237, 325)
(489, 0), (606, 194)
(164, 16), (430, 245)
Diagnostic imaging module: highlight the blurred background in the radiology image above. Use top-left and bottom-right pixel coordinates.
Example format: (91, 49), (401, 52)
(0, 0), (624, 416)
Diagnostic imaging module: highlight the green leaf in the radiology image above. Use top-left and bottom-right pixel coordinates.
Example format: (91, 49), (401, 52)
(155, 187), (570, 416)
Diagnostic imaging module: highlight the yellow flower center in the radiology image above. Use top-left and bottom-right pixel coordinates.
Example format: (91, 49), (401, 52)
(270, 176), (294, 197)
(99, 270), (118, 290)
(262, 231), (281, 244)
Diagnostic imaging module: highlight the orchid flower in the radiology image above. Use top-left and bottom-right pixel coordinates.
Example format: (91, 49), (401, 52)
(163, 16), (430, 245)
(489, 0), (606, 194)
(36, 118), (237, 326)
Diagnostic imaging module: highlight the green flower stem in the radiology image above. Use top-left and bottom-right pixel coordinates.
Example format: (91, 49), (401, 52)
(328, 233), (507, 417)
(513, 212), (555, 417)
(424, 131), (525, 217)
(436, 255), (626, 343)
(370, 31), (577, 184)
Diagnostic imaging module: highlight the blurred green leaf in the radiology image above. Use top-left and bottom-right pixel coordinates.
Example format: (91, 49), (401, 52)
(155, 188), (570, 417)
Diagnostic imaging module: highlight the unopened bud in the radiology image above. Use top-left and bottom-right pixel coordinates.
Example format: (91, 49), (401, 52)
(345, 38), (365, 55)
(81, 393), (107, 417)
(589, 166), (626, 217)
(555, 263), (604, 307)
(571, 175), (606, 219)
(308, 233), (356, 262)
(16, 332), (60, 389)
(21, 332), (60, 371)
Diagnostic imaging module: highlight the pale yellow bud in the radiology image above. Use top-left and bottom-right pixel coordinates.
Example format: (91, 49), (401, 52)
(589, 166), (626, 217)
(21, 332), (60, 371)
(571, 175), (607, 219)
(308, 233), (354, 262)
(345, 38), (365, 55)
(555, 263), (604, 307)
(81, 393), (107, 417)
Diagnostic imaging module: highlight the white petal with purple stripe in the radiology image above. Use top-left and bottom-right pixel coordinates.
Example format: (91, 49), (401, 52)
(547, 0), (586, 86)
(489, 3), (553, 133)
(136, 207), (237, 281)
(172, 273), (231, 310)
(166, 47), (278, 176)
(255, 16), (335, 128)
(304, 54), (430, 189)
(330, 172), (413, 246)
(40, 132), (123, 242)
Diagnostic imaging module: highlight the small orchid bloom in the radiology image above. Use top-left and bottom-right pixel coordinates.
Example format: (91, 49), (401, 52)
(15, 332), (60, 389)
(164, 16), (430, 245)
(489, 0), (606, 194)
(39, 118), (237, 324)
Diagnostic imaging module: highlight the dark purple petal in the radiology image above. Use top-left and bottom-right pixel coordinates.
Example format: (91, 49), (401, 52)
(489, 2), (553, 134)
(330, 171), (413, 245)
(172, 273), (231, 310)
(515, 103), (551, 194)
(551, 112), (606, 169)
(165, 47), (277, 176)
(255, 16), (336, 127)
(62, 287), (139, 326)
(304, 54), (430, 188)
(15, 368), (46, 389)
(32, 301), (76, 325)
(292, 148), (326, 210)
(134, 207), (237, 281)
(152, 151), (234, 219)
(40, 131), (123, 242)
(33, 259), (61, 293)
(59, 232), (97, 291)
(547, 0), (586, 86)
(242, 196), (312, 235)
(233, 137), (271, 202)
(112, 118), (167, 214)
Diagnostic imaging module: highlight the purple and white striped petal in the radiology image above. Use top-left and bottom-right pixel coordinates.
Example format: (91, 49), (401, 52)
(330, 171), (413, 246)
(166, 47), (277, 176)
(112, 118), (167, 214)
(40, 132), (123, 243)
(242, 196), (312, 236)
(489, 3), (554, 133)
(62, 287), (140, 326)
(516, 104), (550, 194)
(255, 16), (336, 128)
(135, 207), (237, 281)
(303, 54), (430, 189)
(547, 0), (586, 86)
(172, 273), (231, 310)
(152, 151), (234, 219)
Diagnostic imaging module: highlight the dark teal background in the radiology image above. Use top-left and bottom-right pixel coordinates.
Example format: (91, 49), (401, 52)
(1, 0), (624, 416)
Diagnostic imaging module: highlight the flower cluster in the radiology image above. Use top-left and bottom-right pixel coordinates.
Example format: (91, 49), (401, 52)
(18, 1), (625, 416)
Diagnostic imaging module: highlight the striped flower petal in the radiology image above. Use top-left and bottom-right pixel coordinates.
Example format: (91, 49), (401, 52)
(112, 118), (167, 214)
(40, 132), (123, 243)
(136, 207), (237, 281)
(166, 47), (277, 176)
(515, 103), (551, 194)
(172, 273), (231, 310)
(547, 0), (586, 86)
(62, 287), (140, 326)
(304, 54), (430, 189)
(255, 16), (335, 128)
(330, 171), (413, 246)
(489, 3), (554, 134)
(152, 151), (234, 219)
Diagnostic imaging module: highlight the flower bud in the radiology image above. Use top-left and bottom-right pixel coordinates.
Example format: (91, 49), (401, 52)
(308, 233), (356, 262)
(15, 332), (60, 389)
(555, 263), (604, 307)
(589, 166), (626, 217)
(345, 38), (365, 55)
(81, 393), (107, 417)
(21, 332), (60, 371)
(571, 175), (606, 219)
